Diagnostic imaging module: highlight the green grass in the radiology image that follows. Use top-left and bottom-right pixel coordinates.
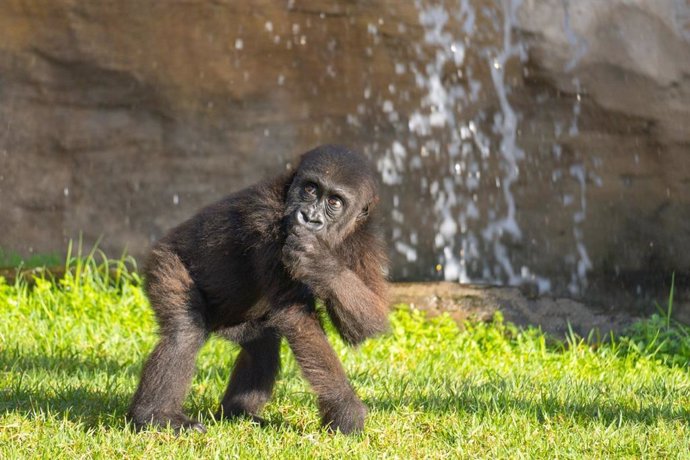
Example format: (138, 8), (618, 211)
(1, 255), (690, 458)
(0, 248), (61, 269)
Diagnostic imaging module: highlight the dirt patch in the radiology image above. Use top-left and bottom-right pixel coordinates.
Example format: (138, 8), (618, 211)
(390, 282), (639, 338)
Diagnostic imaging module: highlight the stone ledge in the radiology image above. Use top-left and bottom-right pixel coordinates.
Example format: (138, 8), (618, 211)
(391, 282), (638, 338)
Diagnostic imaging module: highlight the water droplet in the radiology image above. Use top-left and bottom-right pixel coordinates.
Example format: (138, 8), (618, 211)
(173, 194), (179, 205)
(63, 187), (69, 197)
(235, 39), (243, 50)
(265, 21), (273, 33)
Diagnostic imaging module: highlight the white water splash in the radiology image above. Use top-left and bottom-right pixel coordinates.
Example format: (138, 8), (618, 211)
(371, 0), (592, 295)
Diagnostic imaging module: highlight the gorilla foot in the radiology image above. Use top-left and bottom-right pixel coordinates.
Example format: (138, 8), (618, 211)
(321, 397), (367, 435)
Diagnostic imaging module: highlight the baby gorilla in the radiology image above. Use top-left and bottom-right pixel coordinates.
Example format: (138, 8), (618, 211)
(127, 145), (389, 434)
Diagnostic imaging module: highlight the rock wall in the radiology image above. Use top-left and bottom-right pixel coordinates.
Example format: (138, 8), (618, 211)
(515, 0), (690, 305)
(0, 0), (688, 309)
(0, 0), (417, 256)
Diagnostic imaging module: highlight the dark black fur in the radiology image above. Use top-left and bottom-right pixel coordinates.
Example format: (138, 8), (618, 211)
(127, 145), (389, 434)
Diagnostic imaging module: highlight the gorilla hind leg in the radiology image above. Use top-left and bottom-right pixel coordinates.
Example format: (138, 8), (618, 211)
(128, 328), (207, 432)
(216, 329), (281, 422)
(127, 247), (209, 433)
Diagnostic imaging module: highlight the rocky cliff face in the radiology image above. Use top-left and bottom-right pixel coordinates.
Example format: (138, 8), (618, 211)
(0, 0), (688, 309)
(515, 0), (690, 304)
(0, 0), (409, 257)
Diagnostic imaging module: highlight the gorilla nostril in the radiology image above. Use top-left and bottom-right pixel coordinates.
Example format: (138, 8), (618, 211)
(299, 210), (309, 224)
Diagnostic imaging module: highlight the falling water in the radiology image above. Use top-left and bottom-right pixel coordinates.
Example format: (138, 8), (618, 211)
(377, 0), (592, 294)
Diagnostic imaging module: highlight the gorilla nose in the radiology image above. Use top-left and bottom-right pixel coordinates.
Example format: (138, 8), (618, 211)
(298, 210), (324, 231)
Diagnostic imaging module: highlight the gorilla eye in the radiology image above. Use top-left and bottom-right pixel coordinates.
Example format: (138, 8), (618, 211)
(328, 196), (343, 209)
(303, 182), (318, 196)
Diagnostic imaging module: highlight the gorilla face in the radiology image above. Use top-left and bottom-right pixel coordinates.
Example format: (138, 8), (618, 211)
(285, 145), (378, 246)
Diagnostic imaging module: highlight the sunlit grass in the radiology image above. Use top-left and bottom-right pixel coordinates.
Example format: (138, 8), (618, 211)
(1, 254), (689, 458)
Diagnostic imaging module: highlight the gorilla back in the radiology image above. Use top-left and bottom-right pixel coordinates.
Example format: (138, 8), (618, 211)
(128, 145), (389, 434)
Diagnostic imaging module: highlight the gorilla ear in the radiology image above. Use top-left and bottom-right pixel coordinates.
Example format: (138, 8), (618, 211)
(356, 205), (369, 222)
(357, 195), (379, 222)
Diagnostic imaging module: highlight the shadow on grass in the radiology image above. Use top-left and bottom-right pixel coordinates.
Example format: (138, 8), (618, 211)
(1, 385), (130, 428)
(1, 382), (303, 434)
(0, 349), (304, 433)
(0, 348), (137, 377)
(367, 378), (690, 427)
(0, 349), (134, 429)
(4, 348), (688, 432)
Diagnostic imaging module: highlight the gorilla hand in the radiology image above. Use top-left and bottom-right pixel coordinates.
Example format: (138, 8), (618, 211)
(282, 226), (343, 294)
